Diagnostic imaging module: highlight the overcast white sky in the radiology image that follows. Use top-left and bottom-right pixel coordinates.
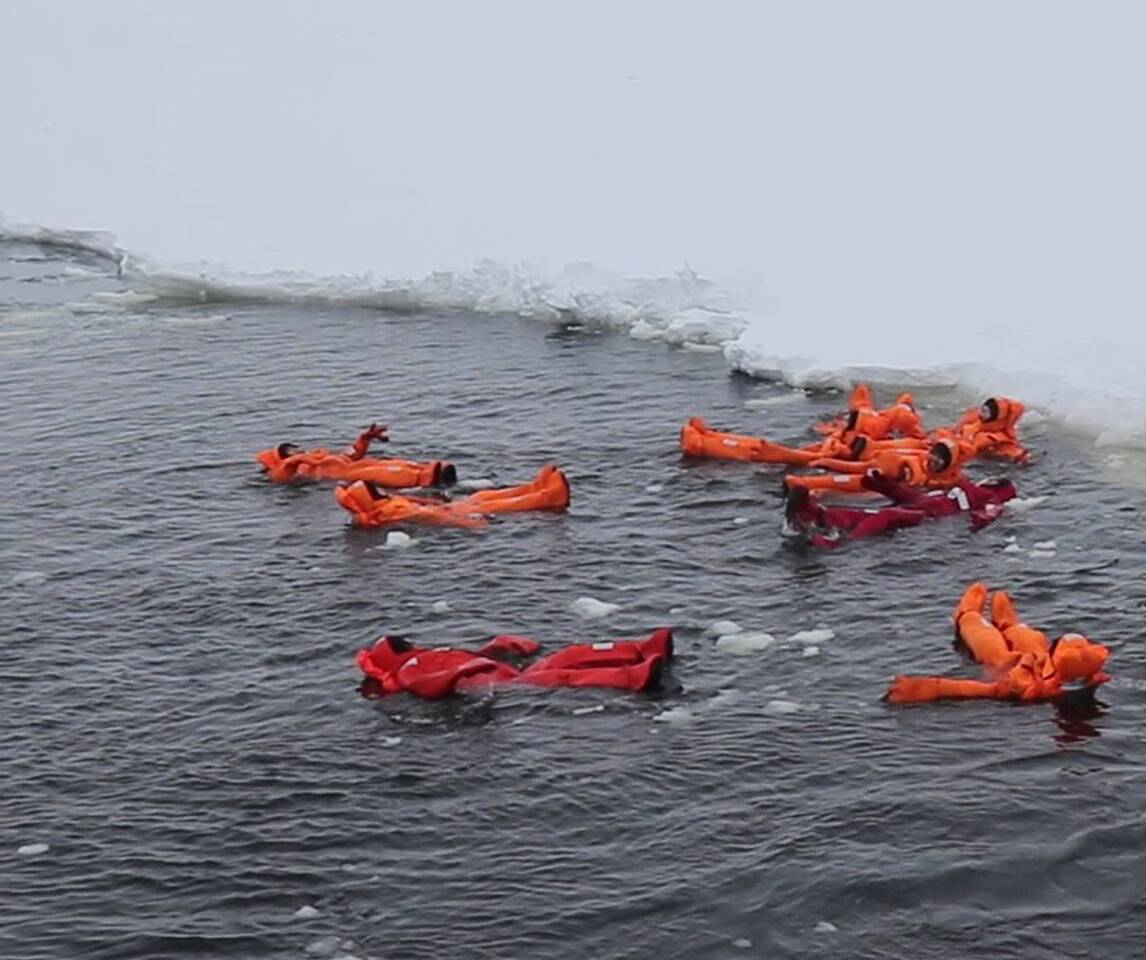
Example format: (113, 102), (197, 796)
(3, 1), (1144, 364)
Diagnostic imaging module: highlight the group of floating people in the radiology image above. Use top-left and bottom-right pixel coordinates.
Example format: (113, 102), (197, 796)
(682, 387), (1028, 547)
(255, 386), (1114, 708)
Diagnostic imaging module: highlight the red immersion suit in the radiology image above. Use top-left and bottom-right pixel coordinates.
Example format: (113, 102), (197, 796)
(355, 629), (674, 699)
(785, 475), (1016, 548)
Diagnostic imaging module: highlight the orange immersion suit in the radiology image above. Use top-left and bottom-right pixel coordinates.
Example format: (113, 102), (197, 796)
(885, 583), (1111, 704)
(334, 464), (571, 528)
(815, 388), (927, 441)
(679, 417), (823, 466)
(954, 396), (1029, 463)
(256, 424), (455, 488)
(785, 435), (967, 496)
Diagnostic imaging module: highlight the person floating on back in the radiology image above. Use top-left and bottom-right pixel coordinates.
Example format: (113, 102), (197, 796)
(885, 583), (1110, 704)
(335, 463), (570, 528)
(256, 422), (456, 488)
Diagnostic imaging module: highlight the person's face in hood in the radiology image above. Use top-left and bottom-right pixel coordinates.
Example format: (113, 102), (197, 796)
(257, 443), (300, 470)
(928, 443), (953, 474)
(368, 635), (416, 674)
(1051, 635), (1109, 682)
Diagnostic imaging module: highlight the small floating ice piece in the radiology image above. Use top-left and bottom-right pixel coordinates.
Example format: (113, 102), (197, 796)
(1033, 540), (1057, 550)
(11, 570), (48, 587)
(743, 392), (807, 410)
(62, 266), (100, 279)
(645, 483), (664, 493)
(381, 531), (416, 550)
(716, 632), (776, 655)
(1003, 543), (1024, 554)
(764, 699), (801, 715)
(66, 301), (113, 314)
(90, 289), (158, 305)
(815, 921), (838, 933)
(430, 600), (451, 613)
(789, 628), (835, 645)
(572, 704), (605, 716)
(381, 736), (402, 747)
(570, 597), (619, 619)
(733, 938), (752, 949)
(294, 905), (320, 920)
(1009, 496), (1046, 512)
(732, 516), (749, 526)
(708, 689), (740, 708)
(803, 645), (820, 658)
(705, 619), (743, 638)
(653, 706), (694, 725)
(456, 478), (495, 492)
(17, 842), (49, 857)
(668, 606), (686, 616)
(1028, 549), (1056, 559)
(305, 935), (341, 957)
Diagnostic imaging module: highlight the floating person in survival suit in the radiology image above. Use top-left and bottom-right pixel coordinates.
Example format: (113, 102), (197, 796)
(785, 434), (969, 496)
(783, 473), (1016, 548)
(256, 423), (456, 488)
(813, 386), (928, 441)
(885, 583), (1111, 704)
(355, 628), (673, 699)
(680, 416), (824, 466)
(953, 396), (1030, 463)
(335, 463), (571, 528)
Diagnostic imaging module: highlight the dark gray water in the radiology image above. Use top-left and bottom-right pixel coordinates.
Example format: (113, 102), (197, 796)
(3, 240), (1145, 960)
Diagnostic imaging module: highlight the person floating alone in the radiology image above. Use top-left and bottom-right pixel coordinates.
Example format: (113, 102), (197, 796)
(885, 583), (1111, 704)
(953, 396), (1029, 463)
(256, 422), (456, 488)
(334, 463), (571, 528)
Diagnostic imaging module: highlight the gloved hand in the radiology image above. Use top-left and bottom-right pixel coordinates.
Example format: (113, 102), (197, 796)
(364, 422), (390, 443)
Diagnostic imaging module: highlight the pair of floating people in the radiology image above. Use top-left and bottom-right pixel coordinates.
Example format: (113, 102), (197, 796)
(886, 583), (1111, 704)
(256, 424), (570, 528)
(355, 628), (673, 699)
(784, 472), (1016, 548)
